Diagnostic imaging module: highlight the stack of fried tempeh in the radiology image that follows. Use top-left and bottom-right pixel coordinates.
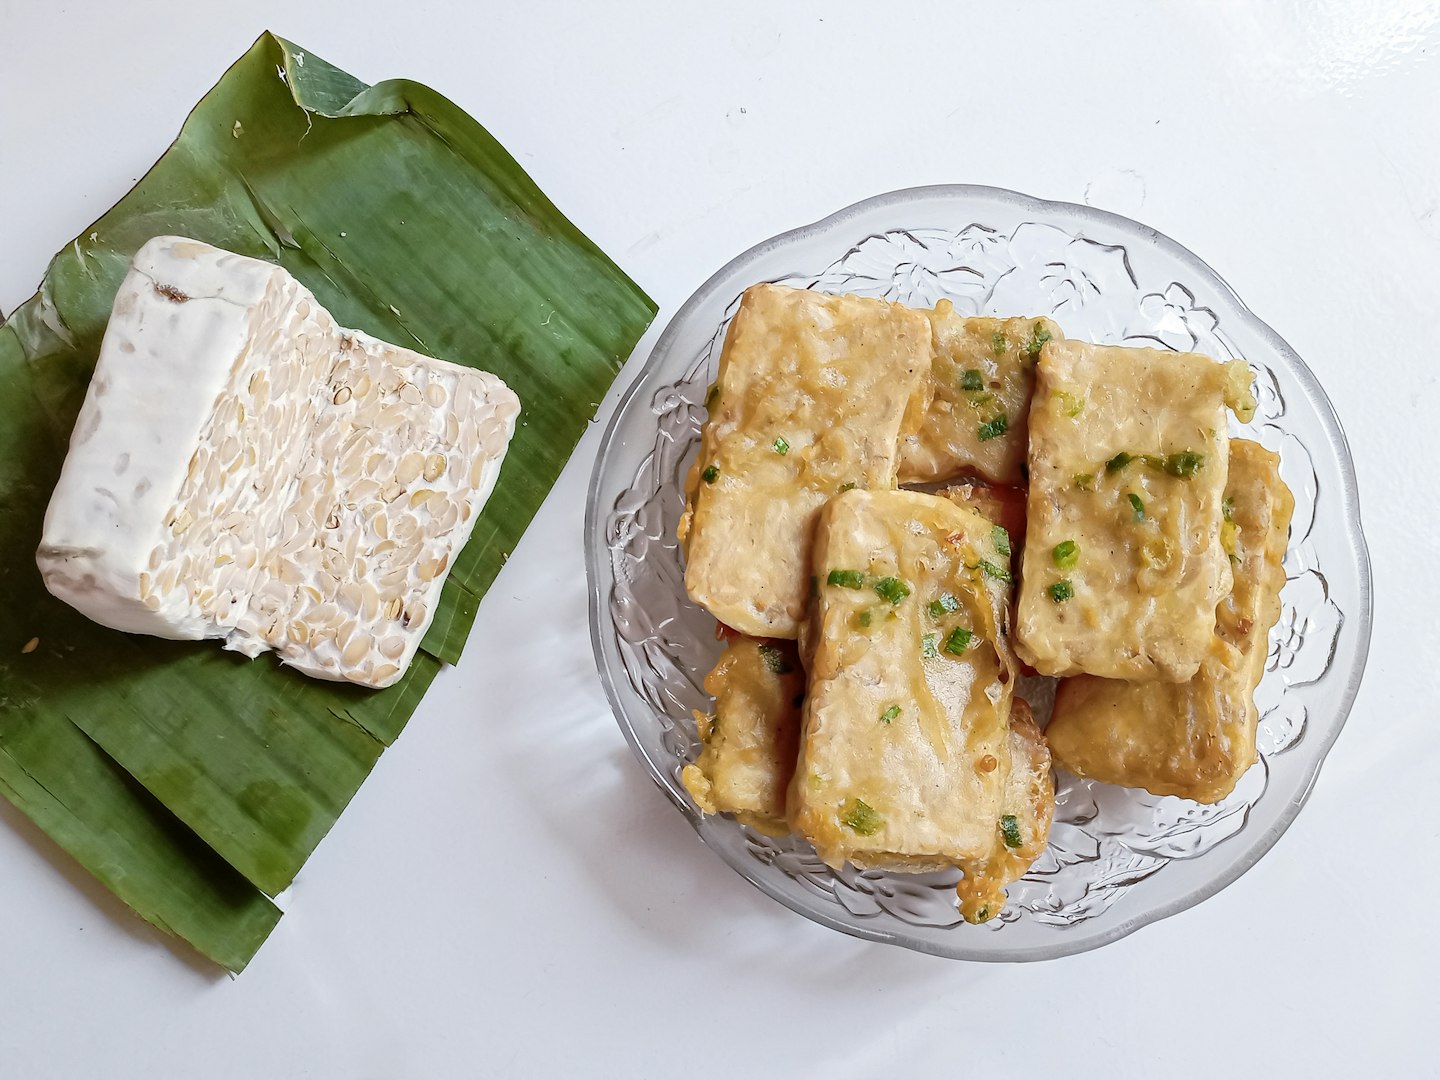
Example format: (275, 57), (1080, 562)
(677, 283), (1291, 921)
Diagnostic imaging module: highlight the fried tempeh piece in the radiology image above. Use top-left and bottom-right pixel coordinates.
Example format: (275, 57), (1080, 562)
(679, 284), (932, 639)
(898, 304), (1062, 486)
(939, 480), (1028, 566)
(1016, 339), (1256, 682)
(957, 698), (1055, 921)
(681, 636), (804, 835)
(789, 489), (1051, 921)
(797, 480), (1026, 674)
(941, 479), (1036, 676)
(1044, 440), (1293, 802)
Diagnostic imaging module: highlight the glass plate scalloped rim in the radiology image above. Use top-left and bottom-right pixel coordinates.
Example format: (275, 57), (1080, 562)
(585, 184), (1372, 962)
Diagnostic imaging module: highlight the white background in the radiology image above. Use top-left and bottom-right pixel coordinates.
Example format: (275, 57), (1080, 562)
(1, 1), (1436, 1076)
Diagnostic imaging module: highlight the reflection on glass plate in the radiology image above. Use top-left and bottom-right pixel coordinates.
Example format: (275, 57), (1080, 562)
(585, 186), (1371, 961)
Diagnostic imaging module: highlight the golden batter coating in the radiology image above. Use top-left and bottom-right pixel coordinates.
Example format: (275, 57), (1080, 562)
(956, 698), (1055, 922)
(938, 480), (1028, 565)
(680, 284), (932, 638)
(1044, 440), (1292, 802)
(789, 489), (1050, 921)
(899, 304), (1062, 487)
(681, 636), (804, 835)
(1016, 339), (1256, 682)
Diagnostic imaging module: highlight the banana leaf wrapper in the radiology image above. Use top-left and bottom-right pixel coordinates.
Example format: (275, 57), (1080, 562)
(0, 32), (655, 970)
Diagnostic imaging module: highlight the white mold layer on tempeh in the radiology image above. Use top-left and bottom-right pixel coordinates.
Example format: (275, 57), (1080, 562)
(38, 236), (519, 688)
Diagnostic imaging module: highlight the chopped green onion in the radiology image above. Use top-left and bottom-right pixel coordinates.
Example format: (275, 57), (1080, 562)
(921, 633), (940, 659)
(1107, 449), (1207, 480)
(827, 569), (865, 589)
(927, 593), (961, 618)
(1000, 813), (1023, 849)
(1127, 492), (1146, 521)
(880, 705), (901, 724)
(1161, 450), (1205, 478)
(1222, 495), (1236, 523)
(857, 609), (873, 629)
(974, 905), (993, 922)
(839, 481), (858, 493)
(1048, 579), (1074, 603)
(872, 576), (911, 605)
(1025, 323), (1053, 358)
(841, 798), (883, 836)
(991, 525), (1011, 557)
(991, 330), (1009, 354)
(1073, 472), (1095, 491)
(976, 558), (1012, 583)
(943, 626), (974, 654)
(772, 436), (790, 455)
(1052, 539), (1079, 569)
(960, 369), (985, 392)
(1054, 389), (1085, 417)
(967, 391), (995, 408)
(758, 643), (793, 675)
(702, 464), (720, 484)
(978, 414), (1009, 441)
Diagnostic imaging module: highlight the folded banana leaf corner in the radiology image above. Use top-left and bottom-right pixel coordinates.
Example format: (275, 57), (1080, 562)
(0, 31), (655, 971)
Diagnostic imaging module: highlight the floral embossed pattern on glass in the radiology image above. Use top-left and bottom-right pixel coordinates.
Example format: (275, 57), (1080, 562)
(585, 187), (1371, 961)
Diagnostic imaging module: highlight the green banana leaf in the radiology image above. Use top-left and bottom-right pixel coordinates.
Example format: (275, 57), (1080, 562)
(0, 32), (655, 969)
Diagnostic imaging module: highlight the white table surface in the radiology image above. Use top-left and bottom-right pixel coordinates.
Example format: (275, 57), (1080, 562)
(1, 1), (1435, 1075)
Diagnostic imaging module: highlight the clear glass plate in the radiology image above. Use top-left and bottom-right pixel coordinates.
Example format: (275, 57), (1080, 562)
(584, 185), (1372, 961)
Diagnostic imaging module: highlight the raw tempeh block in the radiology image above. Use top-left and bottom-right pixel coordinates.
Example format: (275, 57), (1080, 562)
(898, 304), (1062, 486)
(681, 636), (804, 835)
(37, 236), (519, 689)
(678, 284), (932, 639)
(1045, 440), (1293, 802)
(1015, 339), (1255, 682)
(789, 489), (1051, 921)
